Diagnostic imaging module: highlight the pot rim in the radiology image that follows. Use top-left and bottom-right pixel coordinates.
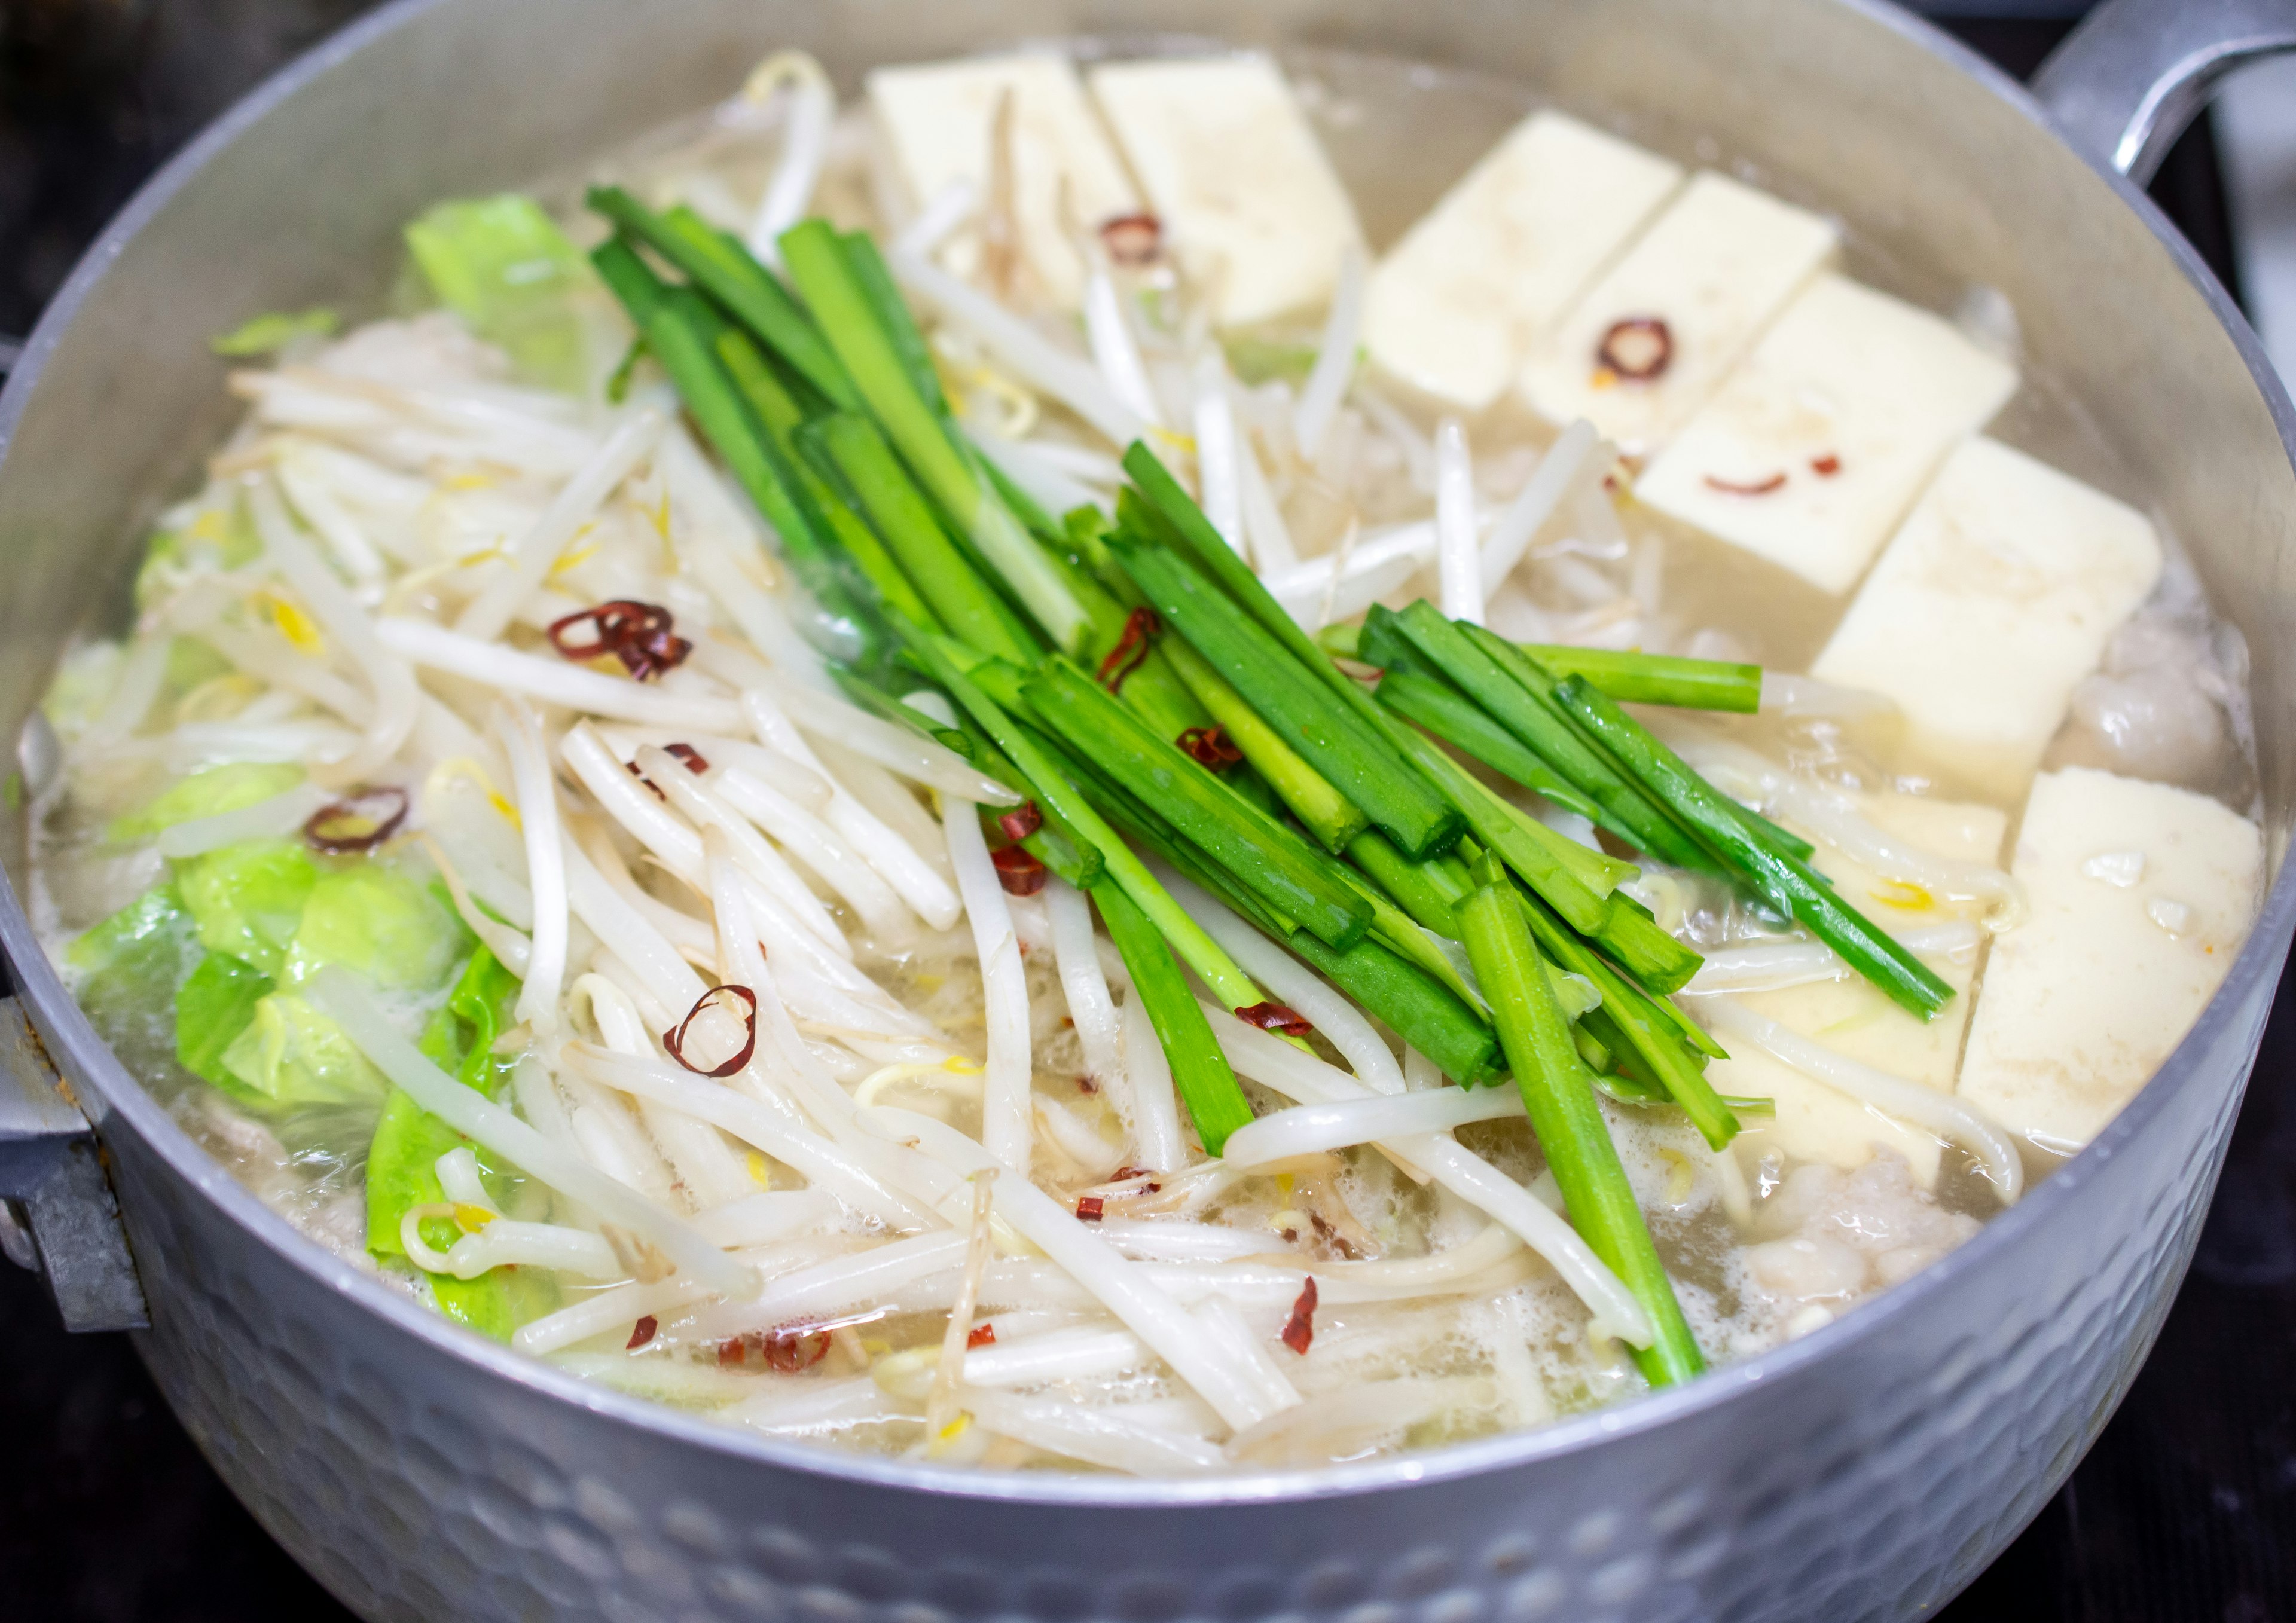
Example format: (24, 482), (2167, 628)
(2, 0), (2291, 1512)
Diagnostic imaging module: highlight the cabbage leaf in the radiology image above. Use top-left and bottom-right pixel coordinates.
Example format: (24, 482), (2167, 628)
(405, 194), (592, 392)
(175, 838), (317, 976)
(111, 762), (304, 843)
(365, 949), (555, 1340)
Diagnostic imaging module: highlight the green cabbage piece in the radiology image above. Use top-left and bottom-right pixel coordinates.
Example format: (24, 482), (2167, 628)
(281, 864), (465, 991)
(65, 885), (197, 1035)
(218, 992), (392, 1107)
(176, 839), (317, 977)
(174, 952), (275, 1090)
(111, 762), (304, 843)
(135, 507), (260, 611)
(210, 307), (339, 357)
(405, 194), (592, 392)
(365, 949), (556, 1340)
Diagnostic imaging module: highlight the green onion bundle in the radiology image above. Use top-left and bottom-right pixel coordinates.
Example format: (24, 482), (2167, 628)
(583, 192), (1953, 1386)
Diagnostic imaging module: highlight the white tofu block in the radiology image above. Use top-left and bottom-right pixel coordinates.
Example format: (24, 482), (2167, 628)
(1364, 111), (1683, 412)
(1088, 55), (1362, 328)
(869, 54), (1140, 310)
(1811, 438), (2162, 797)
(1712, 792), (2007, 1188)
(1519, 172), (1836, 454)
(1636, 274), (2019, 594)
(1959, 767), (2261, 1153)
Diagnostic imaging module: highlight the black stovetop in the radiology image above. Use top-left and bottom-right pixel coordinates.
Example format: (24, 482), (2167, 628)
(2, 6), (2291, 1620)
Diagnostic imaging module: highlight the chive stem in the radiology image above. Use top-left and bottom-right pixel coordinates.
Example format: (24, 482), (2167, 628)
(1457, 860), (1705, 1387)
(1555, 677), (1955, 1020)
(1093, 879), (1256, 1156)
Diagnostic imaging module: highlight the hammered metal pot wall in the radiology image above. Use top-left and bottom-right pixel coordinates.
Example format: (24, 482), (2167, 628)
(5, 2), (2296, 1620)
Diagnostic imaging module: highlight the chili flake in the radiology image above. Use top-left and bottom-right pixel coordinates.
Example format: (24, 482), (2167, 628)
(1281, 1277), (1318, 1355)
(1236, 1002), (1315, 1038)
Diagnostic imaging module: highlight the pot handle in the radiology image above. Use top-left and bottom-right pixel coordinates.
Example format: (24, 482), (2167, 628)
(2034, 0), (2296, 184)
(0, 994), (149, 1330)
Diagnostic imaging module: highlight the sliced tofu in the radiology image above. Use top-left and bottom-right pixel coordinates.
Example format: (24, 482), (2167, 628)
(1810, 438), (2162, 798)
(1518, 172), (1836, 455)
(1711, 792), (2007, 1188)
(1959, 767), (2261, 1154)
(1088, 55), (1362, 328)
(1364, 111), (1683, 412)
(1636, 274), (2019, 594)
(869, 54), (1140, 310)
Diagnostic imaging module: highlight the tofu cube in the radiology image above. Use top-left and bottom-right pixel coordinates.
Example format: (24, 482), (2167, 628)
(1365, 111), (1683, 411)
(869, 54), (1140, 310)
(1959, 766), (2261, 1154)
(1636, 274), (2019, 594)
(1810, 438), (2162, 797)
(1711, 791), (2007, 1188)
(1519, 172), (1836, 455)
(1088, 55), (1362, 328)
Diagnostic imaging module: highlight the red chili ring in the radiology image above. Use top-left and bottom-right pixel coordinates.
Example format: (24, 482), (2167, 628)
(1178, 725), (1244, 769)
(662, 984), (759, 1078)
(547, 599), (693, 681)
(991, 843), (1048, 896)
(1099, 212), (1164, 267)
(1236, 1001), (1315, 1038)
(998, 801), (1043, 842)
(1596, 316), (1673, 381)
(303, 785), (410, 854)
(1095, 607), (1160, 693)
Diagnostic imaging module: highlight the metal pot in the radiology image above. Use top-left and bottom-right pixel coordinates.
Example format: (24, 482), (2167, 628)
(3, 2), (2293, 1618)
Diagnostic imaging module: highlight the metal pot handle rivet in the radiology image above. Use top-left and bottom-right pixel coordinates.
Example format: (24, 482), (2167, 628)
(2035, 0), (2296, 184)
(0, 993), (149, 1331)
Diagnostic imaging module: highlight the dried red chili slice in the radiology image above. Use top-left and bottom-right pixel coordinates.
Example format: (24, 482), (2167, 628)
(1095, 607), (1160, 693)
(1702, 472), (1788, 497)
(624, 760), (667, 802)
(1178, 725), (1243, 769)
(1596, 316), (1673, 381)
(991, 844), (1047, 896)
(1075, 1196), (1106, 1222)
(1281, 1277), (1318, 1354)
(966, 1322), (997, 1349)
(664, 742), (710, 773)
(1099, 211), (1163, 267)
(547, 599), (692, 681)
(1236, 1002), (1315, 1038)
(1809, 453), (1842, 477)
(303, 785), (409, 855)
(759, 1328), (831, 1373)
(997, 801), (1043, 842)
(661, 984), (759, 1078)
(627, 1315), (658, 1350)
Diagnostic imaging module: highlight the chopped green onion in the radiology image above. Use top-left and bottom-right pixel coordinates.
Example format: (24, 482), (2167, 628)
(1518, 644), (1762, 713)
(1024, 659), (1375, 952)
(1376, 668), (1609, 829)
(1093, 880), (1255, 1156)
(1391, 725), (1629, 936)
(587, 187), (859, 409)
(782, 221), (1091, 653)
(1456, 858), (1705, 1387)
(1110, 531), (1460, 858)
(917, 640), (1267, 1013)
(1161, 635), (1367, 853)
(1396, 606), (1710, 872)
(1555, 677), (1955, 1021)
(808, 412), (1039, 663)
